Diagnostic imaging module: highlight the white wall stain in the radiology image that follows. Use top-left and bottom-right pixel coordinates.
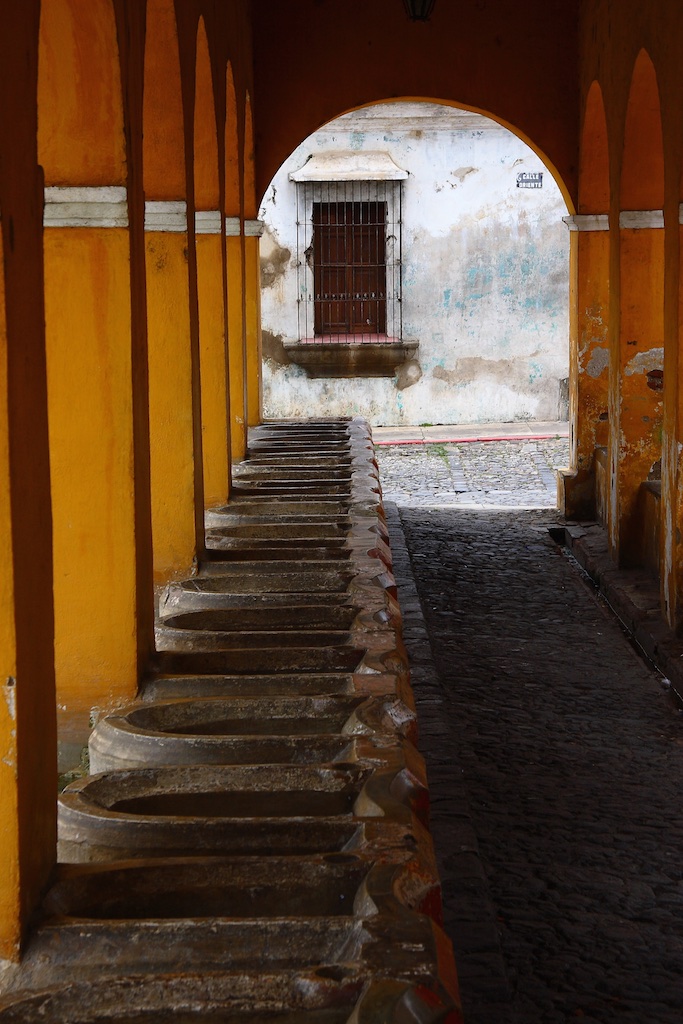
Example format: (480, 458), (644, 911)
(624, 347), (664, 376)
(584, 346), (609, 378)
(2, 680), (16, 721)
(260, 102), (569, 426)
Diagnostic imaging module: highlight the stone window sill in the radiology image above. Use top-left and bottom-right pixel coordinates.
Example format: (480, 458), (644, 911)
(283, 337), (418, 378)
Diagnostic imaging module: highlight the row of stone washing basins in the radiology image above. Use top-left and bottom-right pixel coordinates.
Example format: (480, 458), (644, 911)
(0, 419), (462, 1024)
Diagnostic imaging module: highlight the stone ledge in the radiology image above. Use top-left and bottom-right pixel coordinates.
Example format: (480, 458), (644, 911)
(563, 521), (683, 706)
(283, 340), (419, 378)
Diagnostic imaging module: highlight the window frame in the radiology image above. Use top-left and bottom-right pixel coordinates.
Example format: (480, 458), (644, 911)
(294, 178), (403, 345)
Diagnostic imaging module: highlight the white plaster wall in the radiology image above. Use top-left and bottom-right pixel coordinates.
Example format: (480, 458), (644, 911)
(259, 102), (570, 426)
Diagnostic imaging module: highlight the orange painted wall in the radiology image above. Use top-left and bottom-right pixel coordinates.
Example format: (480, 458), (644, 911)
(198, 232), (230, 504)
(146, 230), (199, 581)
(616, 227), (665, 563)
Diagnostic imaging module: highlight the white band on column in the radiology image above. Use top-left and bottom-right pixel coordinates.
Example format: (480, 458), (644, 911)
(195, 210), (222, 235)
(225, 217), (241, 237)
(619, 210), (664, 230)
(244, 219), (264, 237)
(144, 201), (187, 232)
(44, 186), (129, 228)
(562, 214), (609, 232)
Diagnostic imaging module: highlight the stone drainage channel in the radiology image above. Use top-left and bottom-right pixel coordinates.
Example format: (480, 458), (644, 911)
(0, 419), (462, 1024)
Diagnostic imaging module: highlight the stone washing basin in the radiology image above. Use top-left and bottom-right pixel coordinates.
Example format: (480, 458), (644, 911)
(89, 695), (369, 770)
(0, 976), (459, 1024)
(169, 566), (356, 593)
(203, 519), (351, 538)
(58, 761), (419, 861)
(189, 565), (356, 589)
(155, 628), (355, 650)
(58, 763), (370, 855)
(231, 482), (352, 497)
(141, 673), (356, 701)
(234, 467), (353, 482)
(44, 856), (371, 920)
(158, 603), (361, 631)
(159, 592), (351, 611)
(220, 499), (351, 516)
(248, 439), (351, 453)
(119, 694), (366, 735)
(203, 539), (350, 560)
(151, 644), (365, 674)
(244, 455), (354, 467)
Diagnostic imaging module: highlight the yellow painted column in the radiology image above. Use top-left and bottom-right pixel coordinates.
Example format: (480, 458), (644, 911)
(611, 211), (665, 566)
(196, 211), (229, 506)
(43, 188), (138, 720)
(244, 219), (263, 427)
(560, 215), (610, 517)
(660, 211), (683, 628)
(145, 202), (200, 581)
(0, 191), (57, 960)
(226, 218), (247, 461)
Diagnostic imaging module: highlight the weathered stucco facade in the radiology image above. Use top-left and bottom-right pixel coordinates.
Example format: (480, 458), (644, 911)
(260, 103), (570, 425)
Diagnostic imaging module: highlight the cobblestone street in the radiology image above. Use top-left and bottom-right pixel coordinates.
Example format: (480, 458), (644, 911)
(377, 438), (683, 1024)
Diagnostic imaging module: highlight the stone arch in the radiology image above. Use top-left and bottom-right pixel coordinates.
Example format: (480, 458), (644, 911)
(258, 99), (571, 428)
(258, 95), (575, 215)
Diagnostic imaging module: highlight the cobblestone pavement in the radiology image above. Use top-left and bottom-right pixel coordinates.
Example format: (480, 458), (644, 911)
(377, 437), (568, 508)
(377, 440), (683, 1024)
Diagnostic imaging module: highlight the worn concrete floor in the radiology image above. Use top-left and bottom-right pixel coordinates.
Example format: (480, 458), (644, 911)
(377, 438), (683, 1024)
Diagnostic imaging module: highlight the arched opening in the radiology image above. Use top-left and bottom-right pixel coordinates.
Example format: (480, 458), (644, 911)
(194, 18), (229, 506)
(143, 0), (198, 582)
(614, 50), (665, 566)
(259, 100), (571, 430)
(225, 62), (247, 461)
(38, 0), (138, 726)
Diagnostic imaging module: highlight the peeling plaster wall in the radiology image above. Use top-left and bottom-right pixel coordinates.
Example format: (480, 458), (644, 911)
(260, 103), (569, 426)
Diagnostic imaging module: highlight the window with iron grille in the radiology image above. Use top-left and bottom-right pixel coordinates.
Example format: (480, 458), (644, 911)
(293, 178), (403, 345)
(313, 200), (387, 336)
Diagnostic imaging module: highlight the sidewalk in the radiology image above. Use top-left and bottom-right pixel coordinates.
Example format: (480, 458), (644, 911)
(373, 420), (569, 446)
